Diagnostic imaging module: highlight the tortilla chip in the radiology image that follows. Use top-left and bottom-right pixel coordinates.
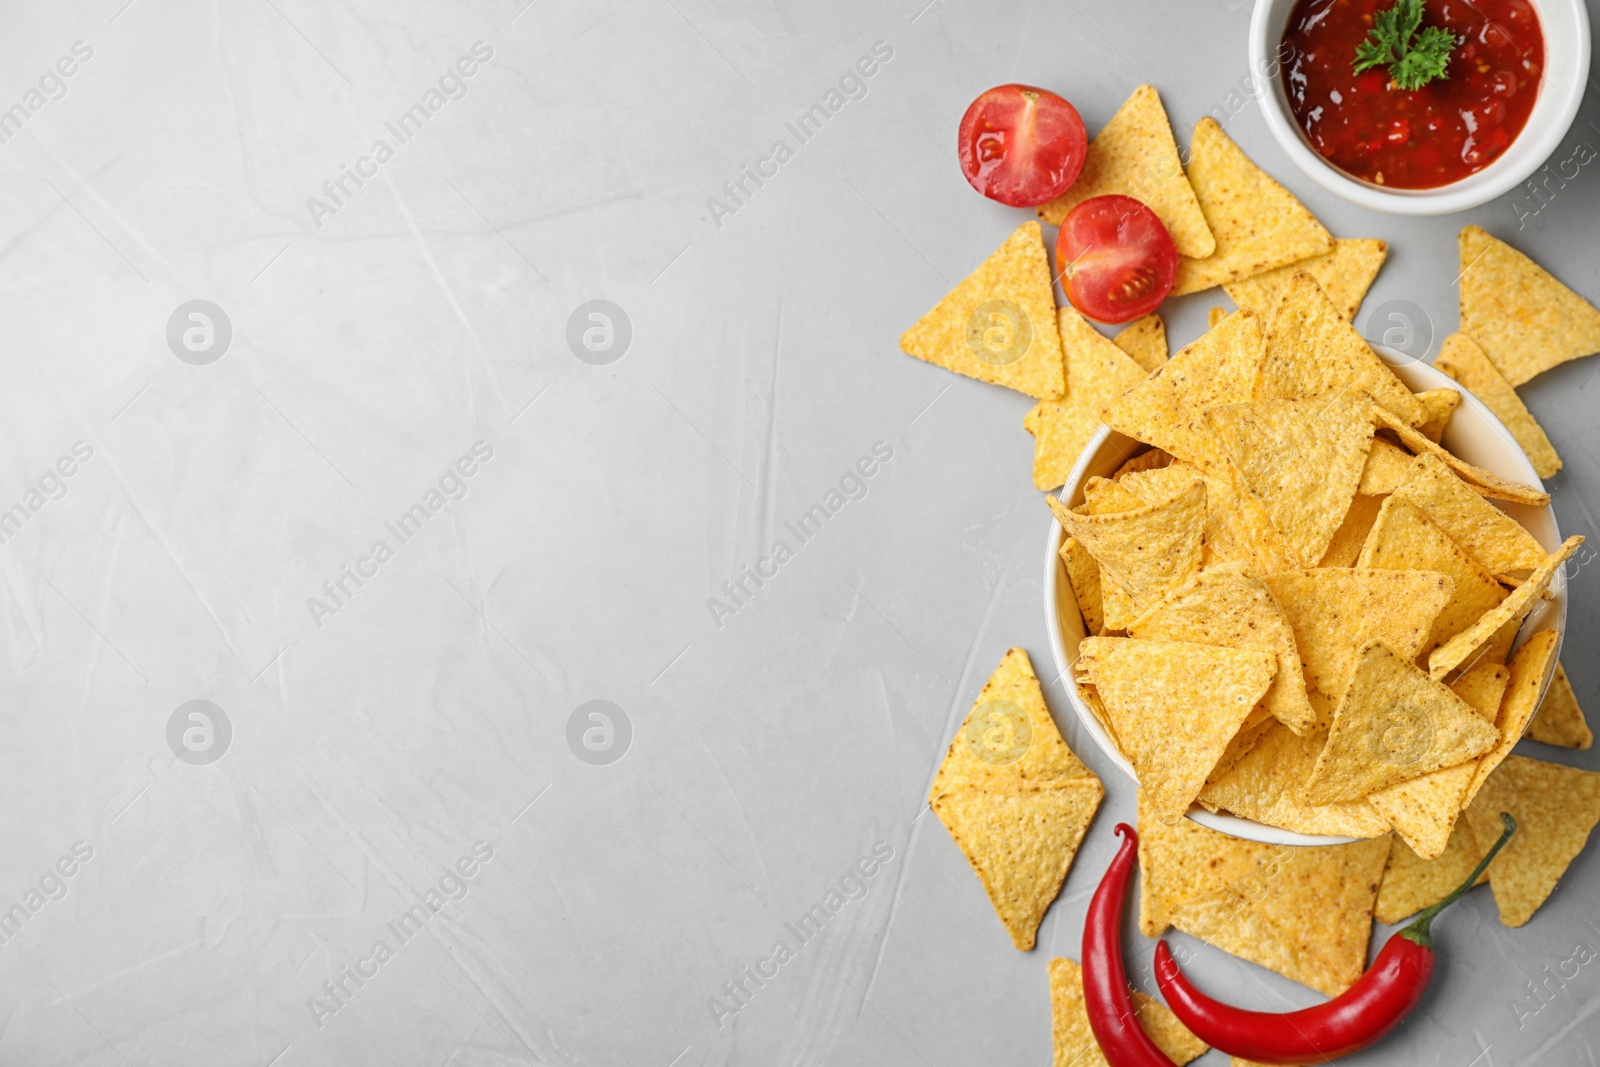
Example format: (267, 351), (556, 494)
(934, 782), (1105, 949)
(1355, 497), (1508, 658)
(1428, 538), (1581, 681)
(1262, 569), (1452, 716)
(1434, 333), (1561, 478)
(1061, 538), (1105, 637)
(1374, 405), (1550, 506)
(930, 649), (1103, 950)
(1137, 792), (1390, 995)
(1319, 494), (1384, 568)
(1374, 824), (1489, 924)
(1112, 448), (1172, 480)
(1208, 306), (1228, 329)
(1049, 957), (1209, 1067)
(1305, 641), (1498, 805)
(1458, 225), (1600, 386)
(1358, 438), (1417, 495)
(1037, 85), (1215, 259)
(1172, 118), (1334, 295)
(1128, 566), (1317, 734)
(900, 222), (1065, 399)
(930, 649), (1097, 798)
(1390, 452), (1548, 576)
(1077, 637), (1276, 823)
(1208, 388), (1375, 567)
(1367, 663), (1509, 859)
(1081, 475), (1146, 515)
(1115, 314), (1168, 373)
(1047, 482), (1206, 619)
(1465, 755), (1600, 927)
(1463, 629), (1560, 807)
(1414, 387), (1461, 443)
(1102, 309), (1267, 472)
(1026, 307), (1152, 489)
(1117, 462), (1253, 568)
(1206, 714), (1279, 787)
(1528, 663), (1592, 750)
(1224, 237), (1387, 321)
(1252, 272), (1425, 425)
(1198, 722), (1393, 838)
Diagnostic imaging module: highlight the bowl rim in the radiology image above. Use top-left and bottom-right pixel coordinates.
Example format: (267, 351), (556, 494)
(1042, 346), (1568, 847)
(1247, 0), (1592, 215)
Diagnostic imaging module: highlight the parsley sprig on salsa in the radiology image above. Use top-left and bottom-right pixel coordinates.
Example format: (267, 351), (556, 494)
(1353, 0), (1456, 91)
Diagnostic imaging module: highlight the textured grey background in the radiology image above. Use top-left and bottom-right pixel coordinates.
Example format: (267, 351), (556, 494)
(1, 0), (1598, 1064)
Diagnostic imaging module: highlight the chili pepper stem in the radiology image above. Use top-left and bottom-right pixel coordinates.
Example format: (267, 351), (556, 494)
(1399, 812), (1516, 950)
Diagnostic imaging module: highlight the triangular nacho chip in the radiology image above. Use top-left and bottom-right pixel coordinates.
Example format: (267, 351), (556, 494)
(1112, 447), (1172, 480)
(1358, 438), (1417, 495)
(1304, 641), (1499, 804)
(1374, 823), (1488, 925)
(1208, 388), (1375, 567)
(1171, 118), (1334, 296)
(1060, 537), (1105, 637)
(1319, 494), (1384, 568)
(1428, 538), (1581, 681)
(1356, 497), (1508, 659)
(1434, 332), (1561, 478)
(900, 222), (1065, 399)
(1224, 237), (1387, 321)
(1102, 309), (1266, 471)
(1206, 714), (1278, 787)
(1463, 629), (1560, 806)
(1114, 313), (1168, 373)
(1465, 755), (1600, 927)
(1115, 464), (1203, 504)
(930, 648), (1096, 799)
(1049, 957), (1209, 1067)
(1390, 452), (1547, 576)
(930, 649), (1103, 950)
(1129, 566), (1317, 734)
(1414, 387), (1461, 443)
(934, 781), (1105, 949)
(1077, 637), (1276, 823)
(1527, 663), (1593, 750)
(1133, 460), (1284, 572)
(1261, 569), (1452, 717)
(1082, 475), (1146, 514)
(1459, 225), (1600, 386)
(1037, 85), (1215, 259)
(1252, 272), (1424, 425)
(1047, 481), (1206, 617)
(1374, 405), (1549, 506)
(1137, 791), (1390, 996)
(1368, 663), (1509, 859)
(1208, 306), (1228, 329)
(1025, 306), (1151, 489)
(1197, 722), (1393, 838)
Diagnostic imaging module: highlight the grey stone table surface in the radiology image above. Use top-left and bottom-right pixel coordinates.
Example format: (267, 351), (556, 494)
(3, 0), (1600, 1064)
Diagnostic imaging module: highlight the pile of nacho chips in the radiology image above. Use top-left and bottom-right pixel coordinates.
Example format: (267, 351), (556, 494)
(911, 84), (1600, 995)
(1052, 283), (1585, 855)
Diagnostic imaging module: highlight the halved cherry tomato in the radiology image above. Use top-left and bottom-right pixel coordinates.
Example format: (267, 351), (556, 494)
(1056, 195), (1177, 324)
(957, 85), (1087, 207)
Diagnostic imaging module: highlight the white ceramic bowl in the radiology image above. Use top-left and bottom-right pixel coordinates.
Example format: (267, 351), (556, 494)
(1249, 0), (1591, 214)
(1042, 348), (1567, 846)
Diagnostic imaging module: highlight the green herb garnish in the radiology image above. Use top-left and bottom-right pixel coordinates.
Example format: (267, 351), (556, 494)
(1353, 0), (1456, 91)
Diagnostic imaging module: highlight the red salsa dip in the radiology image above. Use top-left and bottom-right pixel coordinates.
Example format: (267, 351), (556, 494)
(1281, 0), (1544, 188)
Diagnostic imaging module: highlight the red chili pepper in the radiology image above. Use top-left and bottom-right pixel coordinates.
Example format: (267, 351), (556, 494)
(1154, 812), (1517, 1065)
(1083, 823), (1176, 1066)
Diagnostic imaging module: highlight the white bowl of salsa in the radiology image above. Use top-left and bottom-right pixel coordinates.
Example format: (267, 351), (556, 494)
(1250, 0), (1590, 214)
